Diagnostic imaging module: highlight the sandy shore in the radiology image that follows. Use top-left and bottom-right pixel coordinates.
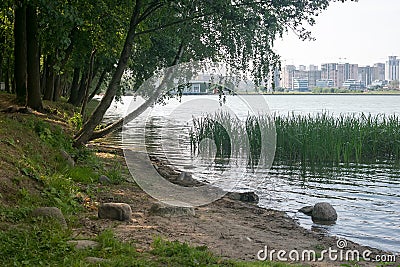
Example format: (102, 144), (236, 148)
(77, 146), (399, 267)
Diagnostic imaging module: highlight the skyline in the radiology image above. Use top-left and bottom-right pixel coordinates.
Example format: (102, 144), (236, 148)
(274, 0), (400, 66)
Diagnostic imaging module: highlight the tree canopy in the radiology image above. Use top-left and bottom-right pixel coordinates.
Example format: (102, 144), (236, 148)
(0, 0), (356, 144)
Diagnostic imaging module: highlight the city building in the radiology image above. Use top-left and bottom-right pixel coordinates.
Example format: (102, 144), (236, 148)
(342, 79), (363, 90)
(316, 79), (334, 87)
(358, 66), (373, 87)
(337, 63), (359, 88)
(369, 80), (387, 89)
(282, 65), (296, 89)
(280, 56), (398, 90)
(372, 63), (385, 81)
(292, 78), (309, 91)
(182, 81), (210, 94)
(385, 56), (400, 81)
(298, 65), (306, 71)
(308, 70), (322, 88)
(321, 63), (338, 87)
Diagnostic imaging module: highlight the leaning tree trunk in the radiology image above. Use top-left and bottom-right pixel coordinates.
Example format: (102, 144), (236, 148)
(14, 0), (27, 103)
(26, 4), (43, 111)
(73, 0), (143, 146)
(88, 42), (184, 141)
(81, 49), (97, 118)
(88, 68), (107, 101)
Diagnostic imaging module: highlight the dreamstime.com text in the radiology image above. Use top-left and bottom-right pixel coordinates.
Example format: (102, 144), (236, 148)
(257, 239), (397, 263)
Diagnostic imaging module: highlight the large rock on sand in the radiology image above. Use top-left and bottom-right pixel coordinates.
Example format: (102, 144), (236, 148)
(226, 192), (259, 203)
(149, 203), (195, 217)
(98, 203), (132, 221)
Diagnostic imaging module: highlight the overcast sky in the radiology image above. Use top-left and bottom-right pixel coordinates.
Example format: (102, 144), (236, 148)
(274, 0), (400, 67)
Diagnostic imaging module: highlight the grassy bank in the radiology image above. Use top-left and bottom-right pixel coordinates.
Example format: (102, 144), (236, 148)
(0, 93), (294, 267)
(190, 112), (400, 168)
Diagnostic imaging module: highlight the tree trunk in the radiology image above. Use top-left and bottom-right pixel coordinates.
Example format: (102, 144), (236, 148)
(40, 56), (47, 95)
(14, 0), (27, 103)
(81, 49), (97, 118)
(5, 56), (11, 93)
(53, 74), (61, 101)
(68, 67), (80, 104)
(43, 55), (54, 100)
(75, 70), (88, 106)
(0, 56), (3, 88)
(0, 44), (3, 83)
(89, 42), (184, 141)
(73, 0), (143, 146)
(88, 68), (107, 101)
(26, 4), (43, 111)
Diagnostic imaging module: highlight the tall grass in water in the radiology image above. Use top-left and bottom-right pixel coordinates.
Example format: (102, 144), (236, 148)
(190, 112), (275, 169)
(190, 112), (400, 167)
(275, 113), (400, 165)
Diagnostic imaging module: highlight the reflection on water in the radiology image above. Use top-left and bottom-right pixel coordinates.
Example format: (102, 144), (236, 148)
(261, 164), (400, 253)
(99, 95), (400, 253)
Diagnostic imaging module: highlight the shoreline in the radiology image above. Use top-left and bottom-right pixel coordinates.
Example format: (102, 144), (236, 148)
(87, 143), (399, 266)
(236, 92), (400, 96)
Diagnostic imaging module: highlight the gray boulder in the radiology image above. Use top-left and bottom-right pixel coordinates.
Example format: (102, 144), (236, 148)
(311, 202), (337, 222)
(298, 206), (314, 216)
(175, 171), (204, 187)
(31, 207), (67, 228)
(227, 192), (259, 203)
(67, 240), (99, 250)
(99, 175), (112, 184)
(98, 203), (132, 221)
(60, 150), (75, 167)
(149, 203), (195, 217)
(85, 257), (108, 264)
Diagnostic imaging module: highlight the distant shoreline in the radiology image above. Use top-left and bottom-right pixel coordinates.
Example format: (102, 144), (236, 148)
(236, 92), (400, 96)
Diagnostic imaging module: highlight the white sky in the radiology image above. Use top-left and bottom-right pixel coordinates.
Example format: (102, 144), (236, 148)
(274, 0), (400, 67)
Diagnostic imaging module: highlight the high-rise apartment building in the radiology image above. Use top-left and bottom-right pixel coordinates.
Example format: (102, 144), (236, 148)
(372, 63), (385, 81)
(385, 56), (400, 81)
(308, 70), (322, 88)
(321, 63), (338, 87)
(282, 65), (296, 89)
(337, 63), (359, 88)
(358, 66), (373, 87)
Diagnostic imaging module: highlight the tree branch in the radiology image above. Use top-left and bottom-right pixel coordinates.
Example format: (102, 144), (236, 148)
(88, 41), (185, 141)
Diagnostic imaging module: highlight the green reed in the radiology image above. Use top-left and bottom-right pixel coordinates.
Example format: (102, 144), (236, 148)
(190, 112), (275, 168)
(190, 112), (400, 167)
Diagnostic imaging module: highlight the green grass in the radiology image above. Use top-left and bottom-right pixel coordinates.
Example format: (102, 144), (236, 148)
(190, 112), (400, 168)
(0, 223), (299, 267)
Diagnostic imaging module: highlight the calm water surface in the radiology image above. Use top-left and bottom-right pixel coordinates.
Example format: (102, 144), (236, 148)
(100, 95), (400, 253)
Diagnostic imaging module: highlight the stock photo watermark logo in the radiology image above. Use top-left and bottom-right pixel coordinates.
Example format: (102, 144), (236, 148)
(122, 61), (276, 207)
(257, 239), (397, 263)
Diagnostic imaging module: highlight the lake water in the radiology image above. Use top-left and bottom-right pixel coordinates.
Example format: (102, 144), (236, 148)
(99, 94), (400, 253)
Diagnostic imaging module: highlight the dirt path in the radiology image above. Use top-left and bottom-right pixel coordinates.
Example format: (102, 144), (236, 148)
(74, 149), (399, 267)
